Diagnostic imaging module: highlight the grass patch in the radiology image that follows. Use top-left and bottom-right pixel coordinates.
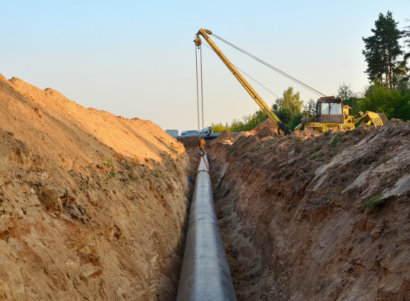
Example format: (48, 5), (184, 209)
(311, 145), (321, 154)
(325, 161), (330, 164)
(106, 169), (115, 180)
(170, 146), (178, 154)
(294, 138), (303, 145)
(126, 163), (131, 170)
(154, 171), (160, 178)
(383, 175), (391, 181)
(365, 195), (382, 212)
(103, 159), (111, 167)
(331, 133), (342, 148)
(310, 154), (321, 161)
(281, 168), (290, 178)
(379, 156), (391, 164)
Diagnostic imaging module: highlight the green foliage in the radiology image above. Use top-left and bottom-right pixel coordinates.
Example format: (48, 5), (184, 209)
(303, 99), (316, 116)
(362, 11), (407, 88)
(281, 168), (290, 177)
(212, 109), (268, 133)
(338, 83), (361, 115)
(126, 163), (131, 170)
(109, 170), (115, 178)
(331, 133), (342, 148)
(310, 154), (321, 161)
(170, 146), (178, 155)
(211, 87), (305, 133)
(211, 122), (229, 133)
(154, 171), (160, 178)
(365, 195), (383, 212)
(379, 156), (391, 164)
(361, 83), (410, 121)
(103, 159), (111, 167)
(272, 87), (304, 128)
(405, 20), (410, 63)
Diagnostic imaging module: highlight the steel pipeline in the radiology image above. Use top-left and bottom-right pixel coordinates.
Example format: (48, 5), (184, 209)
(176, 153), (237, 301)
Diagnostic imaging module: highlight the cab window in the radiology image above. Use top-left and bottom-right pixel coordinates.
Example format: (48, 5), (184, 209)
(330, 103), (342, 115)
(321, 103), (329, 114)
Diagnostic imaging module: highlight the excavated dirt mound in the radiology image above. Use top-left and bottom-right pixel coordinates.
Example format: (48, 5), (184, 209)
(0, 74), (190, 300)
(205, 121), (410, 300)
(210, 130), (236, 145)
(250, 118), (279, 136)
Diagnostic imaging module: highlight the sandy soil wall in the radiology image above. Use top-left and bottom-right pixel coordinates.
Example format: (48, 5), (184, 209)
(0, 74), (190, 300)
(206, 122), (410, 301)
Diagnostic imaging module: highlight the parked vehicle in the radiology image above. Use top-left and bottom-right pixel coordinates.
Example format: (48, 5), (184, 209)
(179, 130), (199, 137)
(200, 127), (212, 136)
(165, 129), (179, 138)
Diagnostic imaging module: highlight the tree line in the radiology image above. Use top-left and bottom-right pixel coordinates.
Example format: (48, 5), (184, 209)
(211, 11), (410, 133)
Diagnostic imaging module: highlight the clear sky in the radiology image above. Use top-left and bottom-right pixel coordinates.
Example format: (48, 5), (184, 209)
(1, 0), (409, 133)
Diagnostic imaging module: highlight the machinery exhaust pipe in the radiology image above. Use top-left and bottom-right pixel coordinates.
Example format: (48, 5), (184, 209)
(176, 153), (237, 301)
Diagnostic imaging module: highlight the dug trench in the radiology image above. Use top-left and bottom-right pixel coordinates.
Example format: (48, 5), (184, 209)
(181, 120), (410, 300)
(0, 74), (196, 300)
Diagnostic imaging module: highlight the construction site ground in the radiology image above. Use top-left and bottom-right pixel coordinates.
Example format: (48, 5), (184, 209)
(1, 73), (410, 300)
(180, 119), (410, 301)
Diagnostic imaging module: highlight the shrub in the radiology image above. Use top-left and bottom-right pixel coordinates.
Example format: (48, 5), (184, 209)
(365, 195), (382, 212)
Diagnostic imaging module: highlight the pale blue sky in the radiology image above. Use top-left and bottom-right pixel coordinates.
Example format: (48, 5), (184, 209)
(1, 1), (409, 133)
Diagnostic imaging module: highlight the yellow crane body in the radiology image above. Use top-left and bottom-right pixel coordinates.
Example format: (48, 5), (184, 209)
(294, 97), (388, 133)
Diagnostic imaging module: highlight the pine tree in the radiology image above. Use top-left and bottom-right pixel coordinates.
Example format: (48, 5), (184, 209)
(404, 19), (410, 62)
(362, 11), (406, 89)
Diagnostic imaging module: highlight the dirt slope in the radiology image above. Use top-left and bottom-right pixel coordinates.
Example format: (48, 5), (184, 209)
(205, 122), (410, 300)
(0, 74), (190, 300)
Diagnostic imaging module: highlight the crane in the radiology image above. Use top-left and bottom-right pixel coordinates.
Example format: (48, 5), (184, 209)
(194, 29), (292, 136)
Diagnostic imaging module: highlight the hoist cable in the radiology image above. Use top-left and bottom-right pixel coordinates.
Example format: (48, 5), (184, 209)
(202, 43), (280, 99)
(195, 45), (201, 139)
(234, 65), (280, 99)
(212, 33), (326, 97)
(200, 45), (205, 138)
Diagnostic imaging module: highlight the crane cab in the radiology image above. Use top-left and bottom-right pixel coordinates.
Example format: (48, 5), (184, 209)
(312, 97), (343, 124)
(297, 97), (349, 133)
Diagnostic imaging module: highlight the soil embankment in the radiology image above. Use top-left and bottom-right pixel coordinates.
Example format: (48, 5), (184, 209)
(0, 74), (190, 300)
(183, 121), (410, 300)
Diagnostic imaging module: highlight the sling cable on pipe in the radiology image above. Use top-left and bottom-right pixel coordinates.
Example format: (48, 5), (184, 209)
(175, 31), (237, 301)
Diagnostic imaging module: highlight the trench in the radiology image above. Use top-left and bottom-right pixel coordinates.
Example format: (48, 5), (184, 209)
(209, 151), (271, 301)
(177, 122), (410, 301)
(175, 145), (268, 300)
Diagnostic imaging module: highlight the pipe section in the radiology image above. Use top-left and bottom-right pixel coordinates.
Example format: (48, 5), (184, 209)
(176, 153), (237, 301)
